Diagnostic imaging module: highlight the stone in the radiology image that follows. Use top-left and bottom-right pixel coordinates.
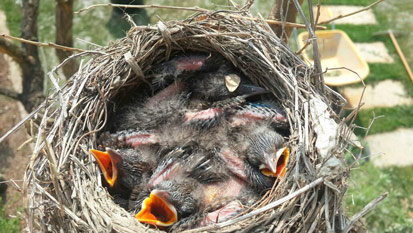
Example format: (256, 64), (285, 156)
(367, 128), (413, 167)
(339, 80), (413, 109)
(354, 42), (394, 63)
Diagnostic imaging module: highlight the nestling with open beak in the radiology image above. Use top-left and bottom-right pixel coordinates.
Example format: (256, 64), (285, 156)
(129, 144), (207, 227)
(134, 178), (205, 228)
(89, 147), (157, 193)
(224, 122), (289, 191)
(89, 52), (293, 230)
(130, 143), (261, 231)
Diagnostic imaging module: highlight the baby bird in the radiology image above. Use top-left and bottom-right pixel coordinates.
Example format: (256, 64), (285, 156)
(129, 144), (206, 227)
(188, 63), (268, 103)
(225, 122), (290, 191)
(149, 53), (226, 89)
(230, 100), (289, 131)
(131, 143), (260, 230)
(89, 147), (157, 193)
(118, 91), (189, 131)
(183, 70), (268, 128)
(134, 178), (205, 228)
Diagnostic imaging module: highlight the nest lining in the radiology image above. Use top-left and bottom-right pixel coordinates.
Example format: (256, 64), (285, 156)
(23, 9), (355, 233)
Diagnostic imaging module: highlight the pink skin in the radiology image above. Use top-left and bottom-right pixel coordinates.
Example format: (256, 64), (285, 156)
(144, 80), (186, 107)
(144, 56), (206, 108)
(219, 148), (248, 182)
(175, 56), (206, 72)
(147, 161), (183, 188)
(199, 201), (243, 226)
(125, 133), (159, 147)
(200, 178), (246, 226)
(183, 108), (224, 124)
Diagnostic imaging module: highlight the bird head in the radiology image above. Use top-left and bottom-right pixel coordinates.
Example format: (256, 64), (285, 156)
(136, 179), (202, 227)
(189, 65), (268, 102)
(259, 147), (289, 178)
(89, 148), (123, 187)
(135, 189), (178, 227)
(246, 128), (290, 178)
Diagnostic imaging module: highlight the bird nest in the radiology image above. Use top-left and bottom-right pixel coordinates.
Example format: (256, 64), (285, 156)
(23, 8), (358, 233)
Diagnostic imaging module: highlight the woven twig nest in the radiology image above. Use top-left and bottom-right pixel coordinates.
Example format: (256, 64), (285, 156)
(23, 9), (355, 233)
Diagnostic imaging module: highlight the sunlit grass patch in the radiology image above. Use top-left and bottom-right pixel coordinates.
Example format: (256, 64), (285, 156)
(345, 162), (413, 232)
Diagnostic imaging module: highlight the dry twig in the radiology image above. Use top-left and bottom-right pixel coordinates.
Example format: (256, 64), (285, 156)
(1, 34), (84, 53)
(343, 192), (388, 233)
(75, 3), (326, 29)
(319, 0), (384, 25)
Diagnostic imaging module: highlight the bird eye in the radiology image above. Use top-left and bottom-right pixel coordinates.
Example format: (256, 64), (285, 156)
(248, 156), (260, 166)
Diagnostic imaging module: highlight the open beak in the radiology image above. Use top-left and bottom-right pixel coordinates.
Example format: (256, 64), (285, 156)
(135, 190), (178, 227)
(260, 147), (289, 178)
(89, 148), (121, 187)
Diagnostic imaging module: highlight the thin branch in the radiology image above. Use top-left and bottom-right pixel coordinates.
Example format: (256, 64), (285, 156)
(183, 177), (324, 232)
(75, 3), (210, 14)
(0, 97), (46, 144)
(235, 15), (326, 29)
(75, 3), (326, 29)
(319, 0), (384, 25)
(295, 40), (311, 55)
(293, 0), (324, 91)
(0, 87), (21, 101)
(343, 192), (388, 233)
(0, 37), (28, 65)
(1, 34), (84, 53)
(314, 0), (322, 25)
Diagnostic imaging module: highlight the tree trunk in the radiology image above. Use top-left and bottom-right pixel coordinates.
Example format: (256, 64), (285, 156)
(268, 0), (304, 43)
(55, 0), (78, 78)
(20, 0), (44, 112)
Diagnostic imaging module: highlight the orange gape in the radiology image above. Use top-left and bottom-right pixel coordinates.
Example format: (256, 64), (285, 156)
(276, 147), (289, 178)
(89, 149), (119, 187)
(260, 147), (290, 178)
(135, 191), (178, 227)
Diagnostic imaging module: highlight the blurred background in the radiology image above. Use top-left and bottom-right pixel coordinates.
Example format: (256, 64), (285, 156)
(0, 0), (412, 232)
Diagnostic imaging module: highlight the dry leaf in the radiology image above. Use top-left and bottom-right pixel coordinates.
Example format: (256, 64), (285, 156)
(225, 74), (241, 92)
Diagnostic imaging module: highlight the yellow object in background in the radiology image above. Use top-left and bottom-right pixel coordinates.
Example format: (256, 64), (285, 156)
(298, 30), (369, 86)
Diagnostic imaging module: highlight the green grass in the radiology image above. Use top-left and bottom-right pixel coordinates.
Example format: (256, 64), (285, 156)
(321, 1), (413, 232)
(353, 105), (413, 135)
(0, 1), (21, 37)
(345, 162), (413, 232)
(0, 200), (20, 233)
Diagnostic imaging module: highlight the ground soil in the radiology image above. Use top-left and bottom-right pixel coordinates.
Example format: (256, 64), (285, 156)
(0, 52), (31, 219)
(0, 10), (31, 225)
